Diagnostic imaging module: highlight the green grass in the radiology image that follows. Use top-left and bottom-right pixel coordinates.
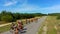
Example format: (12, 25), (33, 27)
(47, 16), (57, 34)
(38, 25), (44, 34)
(38, 16), (59, 34)
(0, 25), (11, 33)
(47, 27), (57, 34)
(38, 20), (46, 34)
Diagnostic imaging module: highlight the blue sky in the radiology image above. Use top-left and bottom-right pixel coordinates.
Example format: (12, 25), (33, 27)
(0, 0), (60, 14)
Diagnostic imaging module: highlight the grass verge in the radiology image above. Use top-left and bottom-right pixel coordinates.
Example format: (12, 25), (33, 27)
(38, 18), (46, 34)
(0, 25), (11, 33)
(38, 16), (60, 34)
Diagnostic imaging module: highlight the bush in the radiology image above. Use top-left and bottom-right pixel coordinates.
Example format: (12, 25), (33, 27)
(57, 16), (60, 19)
(1, 15), (13, 22)
(0, 11), (46, 22)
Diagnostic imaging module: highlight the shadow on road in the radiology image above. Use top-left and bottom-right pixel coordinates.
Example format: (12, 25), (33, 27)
(21, 28), (27, 34)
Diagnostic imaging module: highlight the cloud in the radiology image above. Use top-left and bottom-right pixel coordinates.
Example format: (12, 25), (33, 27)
(16, 5), (60, 13)
(10, 5), (43, 13)
(41, 5), (60, 14)
(2, 0), (60, 14)
(16, 5), (40, 11)
(4, 0), (18, 6)
(16, 0), (28, 7)
(43, 5), (60, 10)
(3, 0), (28, 6)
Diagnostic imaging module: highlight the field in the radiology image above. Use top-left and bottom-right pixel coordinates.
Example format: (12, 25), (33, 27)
(38, 16), (60, 34)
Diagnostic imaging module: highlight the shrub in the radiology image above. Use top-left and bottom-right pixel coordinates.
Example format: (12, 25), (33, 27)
(1, 15), (13, 22)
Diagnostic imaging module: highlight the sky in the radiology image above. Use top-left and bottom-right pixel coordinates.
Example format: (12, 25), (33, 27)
(0, 0), (60, 14)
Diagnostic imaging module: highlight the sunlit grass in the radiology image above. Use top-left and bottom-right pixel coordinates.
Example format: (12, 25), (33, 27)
(38, 18), (46, 34)
(46, 16), (57, 34)
(0, 25), (11, 33)
(38, 16), (60, 34)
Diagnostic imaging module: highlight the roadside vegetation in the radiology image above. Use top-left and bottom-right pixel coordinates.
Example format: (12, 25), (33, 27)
(38, 15), (60, 34)
(38, 21), (46, 34)
(48, 13), (60, 19)
(47, 13), (60, 34)
(38, 17), (47, 34)
(47, 16), (57, 34)
(0, 25), (11, 33)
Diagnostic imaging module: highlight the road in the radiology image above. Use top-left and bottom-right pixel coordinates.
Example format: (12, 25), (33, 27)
(1, 16), (47, 34)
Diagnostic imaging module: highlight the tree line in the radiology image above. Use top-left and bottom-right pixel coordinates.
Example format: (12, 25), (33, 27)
(0, 11), (47, 22)
(48, 13), (60, 19)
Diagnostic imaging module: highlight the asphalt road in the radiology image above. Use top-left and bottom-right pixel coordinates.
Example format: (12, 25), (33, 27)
(1, 16), (47, 34)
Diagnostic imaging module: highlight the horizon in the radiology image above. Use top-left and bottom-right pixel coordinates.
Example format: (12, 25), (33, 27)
(0, 0), (60, 14)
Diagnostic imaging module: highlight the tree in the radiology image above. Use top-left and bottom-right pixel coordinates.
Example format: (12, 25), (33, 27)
(1, 15), (13, 22)
(0, 10), (47, 22)
(0, 14), (1, 21)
